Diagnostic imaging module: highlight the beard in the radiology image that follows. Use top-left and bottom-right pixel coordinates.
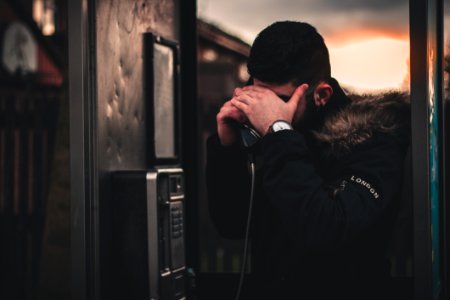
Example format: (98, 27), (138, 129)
(293, 92), (322, 131)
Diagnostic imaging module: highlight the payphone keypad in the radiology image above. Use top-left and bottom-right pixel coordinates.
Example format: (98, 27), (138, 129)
(171, 207), (184, 239)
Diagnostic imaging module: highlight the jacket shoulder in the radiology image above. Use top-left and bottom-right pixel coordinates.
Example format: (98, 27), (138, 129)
(314, 92), (410, 158)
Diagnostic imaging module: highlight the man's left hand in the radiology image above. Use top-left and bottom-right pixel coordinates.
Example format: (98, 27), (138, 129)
(231, 84), (309, 136)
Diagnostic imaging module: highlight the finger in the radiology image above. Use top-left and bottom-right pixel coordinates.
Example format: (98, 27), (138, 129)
(239, 90), (262, 99)
(235, 93), (255, 105)
(218, 107), (246, 123)
(231, 98), (250, 115)
(242, 85), (272, 94)
(235, 87), (259, 97)
(222, 101), (235, 108)
(220, 104), (243, 116)
(223, 99), (245, 109)
(288, 84), (309, 108)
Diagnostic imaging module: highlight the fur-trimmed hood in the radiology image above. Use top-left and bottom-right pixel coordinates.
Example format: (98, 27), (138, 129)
(313, 92), (411, 158)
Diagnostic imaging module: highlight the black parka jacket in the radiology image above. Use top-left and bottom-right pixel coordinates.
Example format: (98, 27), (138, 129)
(206, 80), (410, 300)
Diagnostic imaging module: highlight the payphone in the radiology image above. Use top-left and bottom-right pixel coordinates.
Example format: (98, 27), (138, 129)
(112, 168), (186, 300)
(110, 32), (186, 299)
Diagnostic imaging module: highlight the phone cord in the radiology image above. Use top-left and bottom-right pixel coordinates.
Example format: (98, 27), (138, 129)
(235, 158), (256, 300)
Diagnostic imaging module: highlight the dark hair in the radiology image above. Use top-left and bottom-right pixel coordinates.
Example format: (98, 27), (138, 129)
(247, 21), (331, 86)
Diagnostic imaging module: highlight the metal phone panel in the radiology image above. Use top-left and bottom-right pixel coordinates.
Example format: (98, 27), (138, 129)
(112, 169), (185, 300)
(155, 168), (186, 300)
(146, 172), (160, 299)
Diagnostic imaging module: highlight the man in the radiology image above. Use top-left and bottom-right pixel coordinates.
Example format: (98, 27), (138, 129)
(206, 21), (410, 300)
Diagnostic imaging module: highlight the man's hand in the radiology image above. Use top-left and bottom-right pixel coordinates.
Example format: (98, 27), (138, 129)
(216, 99), (247, 146)
(231, 84), (309, 136)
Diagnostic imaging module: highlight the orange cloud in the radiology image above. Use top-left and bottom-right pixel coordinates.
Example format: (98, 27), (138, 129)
(325, 28), (408, 47)
(329, 37), (410, 92)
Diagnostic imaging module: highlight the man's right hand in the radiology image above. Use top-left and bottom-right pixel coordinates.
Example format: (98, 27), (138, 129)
(216, 97), (247, 146)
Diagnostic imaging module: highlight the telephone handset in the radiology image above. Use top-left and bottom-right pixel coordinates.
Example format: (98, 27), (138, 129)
(234, 77), (261, 148)
(237, 123), (261, 148)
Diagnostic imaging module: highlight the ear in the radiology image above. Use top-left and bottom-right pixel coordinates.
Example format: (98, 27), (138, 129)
(313, 82), (333, 107)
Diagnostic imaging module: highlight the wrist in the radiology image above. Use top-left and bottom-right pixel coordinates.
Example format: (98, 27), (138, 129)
(266, 120), (293, 135)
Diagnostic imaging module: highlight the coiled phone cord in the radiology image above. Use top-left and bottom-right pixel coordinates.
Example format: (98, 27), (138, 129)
(235, 157), (256, 300)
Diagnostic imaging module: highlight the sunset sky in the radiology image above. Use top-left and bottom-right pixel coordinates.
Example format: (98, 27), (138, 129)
(198, 0), (410, 93)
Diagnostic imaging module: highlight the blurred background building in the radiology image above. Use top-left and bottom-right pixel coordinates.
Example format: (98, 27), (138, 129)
(197, 18), (250, 273)
(0, 1), (69, 299)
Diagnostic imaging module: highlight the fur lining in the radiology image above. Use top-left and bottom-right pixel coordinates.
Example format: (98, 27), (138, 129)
(313, 92), (410, 158)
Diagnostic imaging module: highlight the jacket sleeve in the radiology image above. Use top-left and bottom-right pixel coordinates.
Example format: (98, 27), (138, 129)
(206, 134), (252, 239)
(260, 130), (405, 252)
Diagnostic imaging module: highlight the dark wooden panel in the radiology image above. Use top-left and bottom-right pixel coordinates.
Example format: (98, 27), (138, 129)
(0, 90), (59, 300)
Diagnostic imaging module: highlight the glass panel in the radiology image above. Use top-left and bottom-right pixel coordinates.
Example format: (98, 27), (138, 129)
(428, 0), (442, 296)
(197, 21), (250, 273)
(154, 43), (176, 158)
(443, 0), (450, 297)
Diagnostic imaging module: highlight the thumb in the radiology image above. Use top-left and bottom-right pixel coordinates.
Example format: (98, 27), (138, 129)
(288, 84), (309, 109)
